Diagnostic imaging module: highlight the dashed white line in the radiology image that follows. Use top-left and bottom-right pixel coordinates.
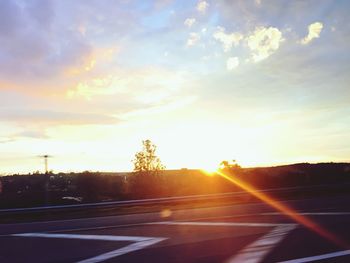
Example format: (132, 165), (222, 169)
(278, 249), (350, 263)
(227, 224), (297, 263)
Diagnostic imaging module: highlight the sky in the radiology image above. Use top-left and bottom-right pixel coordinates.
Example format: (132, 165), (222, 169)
(0, 0), (350, 174)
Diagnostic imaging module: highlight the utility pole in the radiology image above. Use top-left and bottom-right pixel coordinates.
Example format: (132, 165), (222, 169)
(39, 155), (52, 174)
(38, 154), (53, 206)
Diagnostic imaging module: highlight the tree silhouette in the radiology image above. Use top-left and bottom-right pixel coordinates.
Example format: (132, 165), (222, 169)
(219, 159), (241, 170)
(132, 139), (165, 175)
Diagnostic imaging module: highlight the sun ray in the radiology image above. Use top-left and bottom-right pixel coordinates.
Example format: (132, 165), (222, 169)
(215, 169), (349, 249)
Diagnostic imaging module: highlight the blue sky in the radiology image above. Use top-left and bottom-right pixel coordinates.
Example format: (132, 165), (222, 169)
(0, 0), (349, 173)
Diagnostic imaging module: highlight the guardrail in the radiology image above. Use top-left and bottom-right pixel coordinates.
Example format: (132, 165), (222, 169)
(1, 182), (349, 215)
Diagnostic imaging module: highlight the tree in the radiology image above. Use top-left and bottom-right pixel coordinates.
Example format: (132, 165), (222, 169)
(219, 159), (241, 171)
(129, 140), (166, 198)
(132, 140), (165, 175)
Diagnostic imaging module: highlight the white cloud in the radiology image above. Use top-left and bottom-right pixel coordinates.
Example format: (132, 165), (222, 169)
(184, 18), (196, 28)
(0, 109), (118, 126)
(226, 57), (239, 71)
(197, 1), (209, 14)
(67, 67), (189, 107)
(300, 22), (323, 45)
(123, 96), (197, 118)
(187, 32), (200, 47)
(213, 27), (243, 52)
(247, 26), (284, 62)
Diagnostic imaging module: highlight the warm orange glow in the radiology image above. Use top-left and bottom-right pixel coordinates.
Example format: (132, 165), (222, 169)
(216, 170), (349, 249)
(201, 168), (219, 176)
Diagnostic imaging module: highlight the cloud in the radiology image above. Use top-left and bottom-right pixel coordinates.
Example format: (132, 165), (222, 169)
(0, 1), (96, 102)
(0, 138), (15, 144)
(123, 96), (197, 118)
(226, 57), (240, 71)
(187, 32), (200, 47)
(0, 1), (22, 37)
(213, 27), (243, 52)
(247, 26), (284, 62)
(0, 128), (49, 142)
(0, 0), (138, 95)
(66, 67), (190, 111)
(14, 130), (49, 139)
(0, 110), (119, 126)
(184, 18), (196, 28)
(197, 1), (209, 14)
(300, 22), (323, 45)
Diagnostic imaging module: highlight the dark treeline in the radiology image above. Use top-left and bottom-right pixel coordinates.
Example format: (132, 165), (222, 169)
(0, 162), (350, 209)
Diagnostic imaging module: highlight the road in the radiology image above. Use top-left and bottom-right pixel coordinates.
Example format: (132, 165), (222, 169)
(1, 194), (350, 262)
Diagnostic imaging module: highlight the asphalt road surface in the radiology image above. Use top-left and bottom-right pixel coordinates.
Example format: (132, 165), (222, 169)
(1, 195), (350, 263)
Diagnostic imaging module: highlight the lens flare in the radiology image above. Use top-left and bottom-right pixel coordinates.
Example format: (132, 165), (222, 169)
(216, 169), (349, 249)
(160, 208), (172, 218)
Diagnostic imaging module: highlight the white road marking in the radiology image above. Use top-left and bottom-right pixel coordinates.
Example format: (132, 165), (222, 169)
(262, 212), (350, 216)
(77, 238), (166, 263)
(12, 233), (166, 263)
(278, 249), (350, 263)
(20, 217), (343, 263)
(149, 220), (297, 263)
(227, 224), (297, 263)
(12, 232), (153, 242)
(148, 221), (295, 227)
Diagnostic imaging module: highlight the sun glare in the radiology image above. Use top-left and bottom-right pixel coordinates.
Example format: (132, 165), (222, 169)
(201, 167), (219, 176)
